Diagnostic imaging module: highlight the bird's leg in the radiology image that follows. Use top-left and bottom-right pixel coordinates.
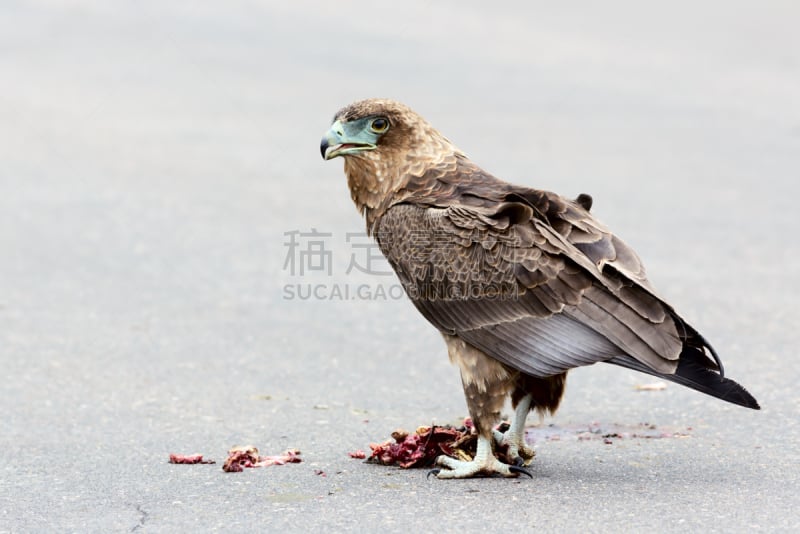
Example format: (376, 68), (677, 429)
(493, 393), (535, 466)
(433, 336), (527, 479)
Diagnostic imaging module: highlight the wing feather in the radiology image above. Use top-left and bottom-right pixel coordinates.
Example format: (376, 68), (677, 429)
(376, 197), (683, 377)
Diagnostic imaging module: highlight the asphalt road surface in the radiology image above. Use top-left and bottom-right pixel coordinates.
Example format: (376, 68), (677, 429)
(1, 2), (798, 532)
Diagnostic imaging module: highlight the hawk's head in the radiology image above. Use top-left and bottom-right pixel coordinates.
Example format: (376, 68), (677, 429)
(321, 99), (418, 161)
(321, 99), (463, 226)
(320, 99), (460, 163)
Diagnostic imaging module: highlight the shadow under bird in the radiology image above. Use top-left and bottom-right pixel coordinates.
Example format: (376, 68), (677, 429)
(320, 99), (759, 479)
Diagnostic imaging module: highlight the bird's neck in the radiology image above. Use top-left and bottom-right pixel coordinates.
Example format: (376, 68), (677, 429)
(343, 153), (401, 232)
(343, 134), (463, 233)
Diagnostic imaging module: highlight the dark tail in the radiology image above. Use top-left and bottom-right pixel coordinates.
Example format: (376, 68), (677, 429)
(607, 344), (760, 410)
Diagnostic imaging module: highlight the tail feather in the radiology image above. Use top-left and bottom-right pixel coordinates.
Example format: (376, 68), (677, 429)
(607, 345), (760, 410)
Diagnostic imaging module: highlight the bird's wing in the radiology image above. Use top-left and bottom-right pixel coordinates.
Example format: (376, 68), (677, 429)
(375, 195), (684, 378)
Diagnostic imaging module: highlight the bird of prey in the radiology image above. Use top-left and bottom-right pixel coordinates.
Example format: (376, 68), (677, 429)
(320, 99), (759, 479)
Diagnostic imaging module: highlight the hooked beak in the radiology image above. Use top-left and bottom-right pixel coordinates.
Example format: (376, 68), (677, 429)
(320, 120), (377, 160)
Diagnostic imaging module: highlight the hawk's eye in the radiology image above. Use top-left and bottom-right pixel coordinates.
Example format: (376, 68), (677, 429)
(370, 118), (389, 133)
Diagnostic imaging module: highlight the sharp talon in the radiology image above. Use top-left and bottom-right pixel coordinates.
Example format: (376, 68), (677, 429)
(509, 465), (533, 478)
(514, 456), (525, 467)
(426, 469), (441, 479)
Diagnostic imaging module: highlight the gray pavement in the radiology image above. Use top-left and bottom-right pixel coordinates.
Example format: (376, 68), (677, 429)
(1, 1), (798, 532)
